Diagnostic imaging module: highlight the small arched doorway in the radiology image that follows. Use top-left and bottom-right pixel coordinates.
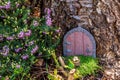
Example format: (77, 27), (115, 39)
(63, 27), (96, 57)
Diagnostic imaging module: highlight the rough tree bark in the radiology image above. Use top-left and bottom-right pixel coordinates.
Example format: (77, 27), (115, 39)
(40, 0), (120, 79)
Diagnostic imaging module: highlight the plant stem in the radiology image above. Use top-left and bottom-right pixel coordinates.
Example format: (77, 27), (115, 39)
(51, 50), (60, 68)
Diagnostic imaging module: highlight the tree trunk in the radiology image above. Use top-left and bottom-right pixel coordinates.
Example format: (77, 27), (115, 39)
(41, 0), (120, 79)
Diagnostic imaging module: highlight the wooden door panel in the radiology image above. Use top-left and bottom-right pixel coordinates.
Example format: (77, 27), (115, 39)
(74, 32), (83, 55)
(83, 33), (93, 56)
(66, 33), (74, 56)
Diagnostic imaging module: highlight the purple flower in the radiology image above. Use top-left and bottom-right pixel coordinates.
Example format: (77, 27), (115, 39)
(25, 41), (34, 47)
(2, 51), (8, 56)
(0, 34), (3, 41)
(15, 48), (22, 53)
(2, 45), (9, 56)
(45, 8), (52, 26)
(25, 30), (32, 37)
(0, 1), (10, 9)
(21, 55), (29, 60)
(55, 29), (60, 33)
(16, 65), (21, 68)
(45, 8), (51, 15)
(3, 45), (9, 52)
(33, 20), (39, 26)
(47, 9), (51, 15)
(18, 31), (24, 39)
(0, 6), (4, 9)
(5, 1), (10, 9)
(29, 41), (34, 46)
(6, 36), (14, 40)
(1, 16), (5, 18)
(0, 50), (2, 53)
(42, 32), (47, 35)
(31, 45), (39, 54)
(46, 18), (52, 26)
(16, 3), (20, 7)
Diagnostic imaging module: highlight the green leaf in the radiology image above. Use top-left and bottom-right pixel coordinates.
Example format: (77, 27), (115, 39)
(54, 69), (57, 75)
(68, 59), (74, 69)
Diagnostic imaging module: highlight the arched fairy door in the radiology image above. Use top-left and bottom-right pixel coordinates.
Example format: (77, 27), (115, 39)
(63, 27), (96, 57)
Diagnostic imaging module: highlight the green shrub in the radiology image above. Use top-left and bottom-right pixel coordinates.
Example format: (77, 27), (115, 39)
(0, 0), (60, 79)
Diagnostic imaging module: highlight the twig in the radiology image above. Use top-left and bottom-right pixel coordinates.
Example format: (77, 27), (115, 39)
(68, 69), (76, 80)
(59, 66), (68, 77)
(58, 56), (66, 68)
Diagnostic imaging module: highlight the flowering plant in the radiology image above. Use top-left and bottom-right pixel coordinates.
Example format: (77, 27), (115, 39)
(0, 0), (60, 79)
